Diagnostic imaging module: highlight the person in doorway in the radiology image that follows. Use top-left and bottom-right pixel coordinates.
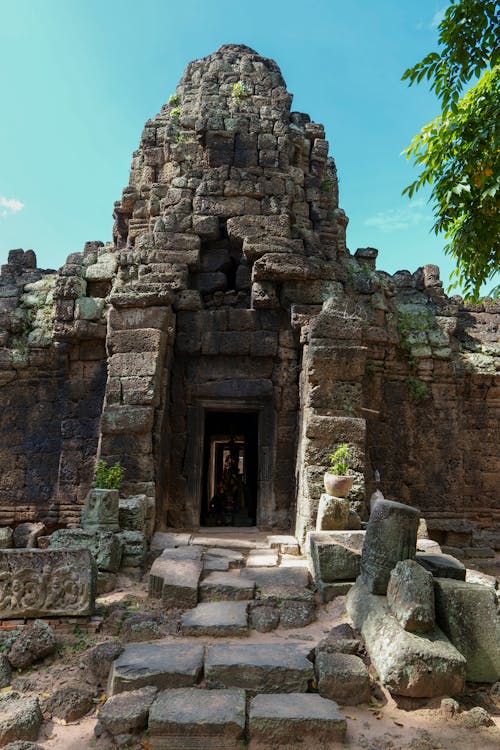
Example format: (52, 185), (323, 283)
(220, 455), (241, 525)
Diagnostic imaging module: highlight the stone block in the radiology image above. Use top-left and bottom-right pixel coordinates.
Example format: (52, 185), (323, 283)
(347, 580), (466, 697)
(316, 652), (371, 705)
(205, 642), (314, 693)
(0, 549), (96, 618)
(318, 581), (354, 601)
(199, 572), (255, 602)
(98, 686), (158, 735)
(150, 532), (192, 553)
(148, 547), (202, 608)
(82, 488), (120, 532)
(307, 531), (364, 585)
(416, 552), (466, 580)
(360, 499), (419, 595)
(181, 601), (250, 637)
(7, 619), (56, 668)
(0, 527), (13, 549)
(109, 641), (205, 695)
(49, 528), (123, 572)
(250, 604), (280, 632)
(316, 495), (350, 531)
(249, 693), (346, 746)
(149, 688), (246, 748)
(116, 531), (147, 569)
(119, 494), (147, 532)
(0, 696), (43, 747)
(316, 623), (361, 655)
(387, 559), (435, 632)
(101, 404), (154, 434)
(434, 578), (500, 682)
(240, 566), (310, 588)
(255, 585), (316, 629)
(12, 523), (46, 549)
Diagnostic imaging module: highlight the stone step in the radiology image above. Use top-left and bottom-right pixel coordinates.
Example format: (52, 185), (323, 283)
(249, 693), (347, 747)
(205, 642), (314, 693)
(240, 565), (310, 588)
(181, 601), (250, 637)
(265, 534), (301, 555)
(148, 688), (246, 750)
(199, 571), (256, 602)
(149, 547), (203, 609)
(246, 548), (279, 567)
(109, 640), (205, 695)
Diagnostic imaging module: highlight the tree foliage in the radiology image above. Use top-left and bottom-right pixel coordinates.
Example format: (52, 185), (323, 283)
(403, 0), (500, 300)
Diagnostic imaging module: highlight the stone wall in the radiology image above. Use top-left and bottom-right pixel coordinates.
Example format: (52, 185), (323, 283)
(0, 45), (498, 542)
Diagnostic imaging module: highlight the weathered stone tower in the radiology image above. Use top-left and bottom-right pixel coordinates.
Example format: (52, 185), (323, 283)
(0, 45), (498, 549)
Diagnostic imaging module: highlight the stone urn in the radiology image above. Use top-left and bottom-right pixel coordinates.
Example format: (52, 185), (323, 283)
(324, 473), (354, 498)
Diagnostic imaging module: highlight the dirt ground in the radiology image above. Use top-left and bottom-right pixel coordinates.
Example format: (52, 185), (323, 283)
(6, 574), (500, 750)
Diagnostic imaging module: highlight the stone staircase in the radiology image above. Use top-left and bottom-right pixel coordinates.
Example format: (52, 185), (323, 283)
(97, 532), (363, 748)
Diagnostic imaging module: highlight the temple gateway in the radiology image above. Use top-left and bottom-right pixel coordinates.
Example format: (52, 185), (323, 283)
(0, 45), (498, 548)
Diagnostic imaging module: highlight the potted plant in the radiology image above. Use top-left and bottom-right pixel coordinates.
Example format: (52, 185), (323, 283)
(324, 443), (354, 498)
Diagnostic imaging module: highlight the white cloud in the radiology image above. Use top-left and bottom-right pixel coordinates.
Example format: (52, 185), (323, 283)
(0, 196), (25, 217)
(430, 8), (446, 29)
(364, 199), (429, 233)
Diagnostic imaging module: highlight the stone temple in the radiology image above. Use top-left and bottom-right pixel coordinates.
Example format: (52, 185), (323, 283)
(0, 44), (498, 550)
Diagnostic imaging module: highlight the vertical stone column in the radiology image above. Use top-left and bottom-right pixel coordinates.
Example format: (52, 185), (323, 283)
(295, 299), (367, 541)
(99, 304), (175, 537)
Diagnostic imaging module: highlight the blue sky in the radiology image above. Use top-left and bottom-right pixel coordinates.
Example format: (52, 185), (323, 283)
(1, 0), (463, 289)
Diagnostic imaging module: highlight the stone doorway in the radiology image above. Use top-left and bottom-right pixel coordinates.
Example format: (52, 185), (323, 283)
(200, 410), (259, 527)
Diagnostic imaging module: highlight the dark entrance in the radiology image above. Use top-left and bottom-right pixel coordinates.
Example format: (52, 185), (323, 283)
(200, 410), (259, 527)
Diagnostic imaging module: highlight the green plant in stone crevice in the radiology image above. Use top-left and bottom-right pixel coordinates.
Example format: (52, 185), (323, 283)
(95, 459), (125, 490)
(328, 443), (352, 476)
(232, 81), (252, 101)
(406, 375), (429, 402)
(170, 107), (181, 119)
(168, 93), (179, 107)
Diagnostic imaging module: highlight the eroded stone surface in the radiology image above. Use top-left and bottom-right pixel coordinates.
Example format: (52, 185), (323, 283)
(347, 580), (466, 698)
(316, 652), (371, 705)
(0, 696), (43, 747)
(98, 686), (158, 735)
(205, 642), (314, 693)
(249, 693), (347, 746)
(416, 552), (466, 581)
(49, 529), (122, 573)
(199, 571), (255, 601)
(109, 641), (204, 694)
(82, 488), (120, 532)
(360, 499), (419, 595)
(387, 559), (435, 632)
(434, 578), (500, 682)
(0, 550), (96, 618)
(181, 601), (250, 637)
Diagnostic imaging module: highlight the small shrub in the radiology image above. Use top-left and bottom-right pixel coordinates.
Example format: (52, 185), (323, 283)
(406, 375), (429, 402)
(168, 93), (179, 106)
(328, 443), (352, 475)
(95, 459), (125, 490)
(232, 81), (251, 100)
(170, 107), (181, 119)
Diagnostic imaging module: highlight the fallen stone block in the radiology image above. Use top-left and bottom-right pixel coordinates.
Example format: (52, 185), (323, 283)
(109, 640), (204, 694)
(249, 604), (280, 632)
(150, 532), (192, 554)
(149, 688), (246, 749)
(466, 568), (498, 590)
(149, 547), (202, 608)
(416, 552), (466, 580)
(0, 695), (43, 747)
(0, 549), (96, 618)
(387, 559), (435, 632)
(347, 580), (466, 697)
(434, 578), (500, 682)
(316, 623), (360, 655)
(417, 538), (442, 554)
(44, 685), (94, 722)
(12, 523), (46, 549)
(0, 654), (11, 688)
(316, 652), (371, 705)
(249, 693), (346, 746)
(85, 640), (124, 679)
(181, 601), (250, 637)
(360, 499), (419, 595)
(205, 642), (314, 693)
(49, 528), (123, 573)
(98, 686), (158, 735)
(97, 571), (117, 595)
(116, 530), (147, 569)
(199, 571), (255, 602)
(7, 620), (56, 669)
